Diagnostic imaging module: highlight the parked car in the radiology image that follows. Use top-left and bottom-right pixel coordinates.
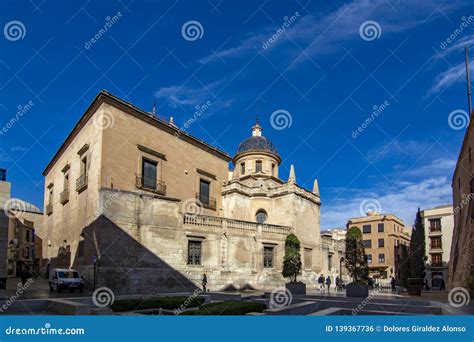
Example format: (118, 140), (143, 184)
(49, 268), (84, 293)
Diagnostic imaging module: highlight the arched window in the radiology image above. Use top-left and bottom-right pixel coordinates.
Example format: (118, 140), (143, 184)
(256, 209), (267, 224)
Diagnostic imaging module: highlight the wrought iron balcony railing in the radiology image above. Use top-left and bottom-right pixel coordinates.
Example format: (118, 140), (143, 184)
(60, 189), (69, 204)
(46, 203), (53, 216)
(76, 173), (88, 192)
(135, 174), (166, 195)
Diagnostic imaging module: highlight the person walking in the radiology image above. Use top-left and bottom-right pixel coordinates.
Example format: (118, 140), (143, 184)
(439, 278), (446, 291)
(335, 276), (341, 291)
(325, 275), (331, 292)
(390, 276), (396, 292)
(202, 273), (208, 292)
(318, 274), (325, 292)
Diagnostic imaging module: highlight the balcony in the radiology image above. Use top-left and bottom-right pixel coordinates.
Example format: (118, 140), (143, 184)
(135, 174), (166, 195)
(60, 189), (69, 205)
(183, 213), (292, 235)
(196, 193), (216, 210)
(429, 226), (442, 235)
(45, 203), (53, 216)
(76, 173), (88, 193)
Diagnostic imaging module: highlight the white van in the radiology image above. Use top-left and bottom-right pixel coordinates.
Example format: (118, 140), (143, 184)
(49, 268), (84, 293)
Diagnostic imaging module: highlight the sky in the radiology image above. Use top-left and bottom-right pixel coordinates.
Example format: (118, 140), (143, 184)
(0, 0), (473, 229)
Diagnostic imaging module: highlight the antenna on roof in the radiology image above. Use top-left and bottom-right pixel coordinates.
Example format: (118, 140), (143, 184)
(152, 99), (157, 116)
(255, 113), (259, 124)
(466, 47), (472, 115)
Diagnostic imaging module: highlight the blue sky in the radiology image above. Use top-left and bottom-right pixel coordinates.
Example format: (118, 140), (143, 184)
(0, 0), (473, 229)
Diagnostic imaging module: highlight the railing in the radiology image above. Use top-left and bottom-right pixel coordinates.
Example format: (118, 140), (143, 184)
(183, 213), (292, 235)
(136, 174), (166, 195)
(227, 219), (257, 232)
(45, 203), (53, 216)
(60, 189), (69, 204)
(184, 214), (223, 228)
(429, 225), (442, 232)
(76, 173), (88, 192)
(262, 223), (291, 235)
(195, 193), (216, 210)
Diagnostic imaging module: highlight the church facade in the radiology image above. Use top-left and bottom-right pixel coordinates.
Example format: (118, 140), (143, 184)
(42, 91), (329, 294)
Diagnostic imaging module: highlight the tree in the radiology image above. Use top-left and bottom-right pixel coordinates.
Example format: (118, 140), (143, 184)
(344, 226), (369, 283)
(398, 244), (410, 287)
(409, 208), (426, 279)
(282, 234), (302, 283)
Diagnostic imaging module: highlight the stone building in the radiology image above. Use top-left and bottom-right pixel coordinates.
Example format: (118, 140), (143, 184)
(449, 108), (474, 294)
(42, 91), (326, 293)
(320, 229), (347, 281)
(347, 212), (410, 280)
(421, 205), (453, 289)
(0, 172), (44, 278)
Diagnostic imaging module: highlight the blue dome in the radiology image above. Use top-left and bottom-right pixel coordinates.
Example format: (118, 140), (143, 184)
(235, 136), (279, 158)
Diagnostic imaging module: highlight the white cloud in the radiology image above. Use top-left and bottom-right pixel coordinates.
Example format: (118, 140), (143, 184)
(321, 175), (452, 229)
(200, 0), (465, 66)
(428, 60), (474, 95)
(155, 79), (225, 108)
(366, 139), (435, 162)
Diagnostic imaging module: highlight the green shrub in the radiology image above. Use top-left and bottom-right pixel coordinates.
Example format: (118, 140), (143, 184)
(111, 296), (205, 312)
(180, 300), (267, 315)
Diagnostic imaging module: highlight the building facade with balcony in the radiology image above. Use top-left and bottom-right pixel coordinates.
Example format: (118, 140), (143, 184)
(421, 205), (453, 289)
(42, 91), (324, 293)
(346, 212), (411, 280)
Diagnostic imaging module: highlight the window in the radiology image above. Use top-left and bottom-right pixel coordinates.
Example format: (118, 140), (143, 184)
(378, 223), (384, 232)
(304, 248), (312, 269)
(80, 156), (88, 175)
(48, 187), (53, 205)
(363, 239), (372, 248)
(240, 162), (245, 175)
(366, 254), (372, 264)
(431, 253), (442, 266)
(378, 253), (385, 263)
(429, 218), (441, 231)
(255, 160), (262, 172)
(63, 172), (69, 190)
(362, 225), (371, 233)
(23, 247), (30, 259)
(256, 210), (267, 224)
(328, 254), (332, 270)
(141, 158), (157, 189)
(378, 238), (384, 247)
(199, 179), (211, 205)
(187, 241), (202, 265)
(263, 246), (274, 268)
(271, 163), (275, 176)
(430, 237), (442, 249)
